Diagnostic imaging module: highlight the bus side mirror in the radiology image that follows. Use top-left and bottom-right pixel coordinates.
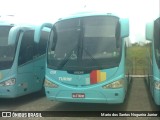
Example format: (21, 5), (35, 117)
(145, 22), (154, 41)
(34, 23), (53, 43)
(50, 26), (57, 51)
(120, 18), (129, 38)
(8, 26), (32, 45)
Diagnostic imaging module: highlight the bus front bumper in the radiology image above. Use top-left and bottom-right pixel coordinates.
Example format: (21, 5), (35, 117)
(154, 89), (160, 105)
(45, 87), (126, 104)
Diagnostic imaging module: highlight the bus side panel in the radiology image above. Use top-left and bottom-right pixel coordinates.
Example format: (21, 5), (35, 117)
(145, 42), (153, 87)
(125, 42), (133, 84)
(17, 62), (34, 95)
(33, 55), (46, 91)
(16, 30), (39, 95)
(33, 30), (49, 91)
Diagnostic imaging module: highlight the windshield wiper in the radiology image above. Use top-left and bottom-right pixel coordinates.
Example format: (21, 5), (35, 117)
(56, 46), (78, 69)
(82, 48), (102, 69)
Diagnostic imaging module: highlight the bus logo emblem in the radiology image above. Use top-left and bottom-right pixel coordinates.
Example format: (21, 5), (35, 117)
(50, 70), (57, 75)
(74, 71), (84, 74)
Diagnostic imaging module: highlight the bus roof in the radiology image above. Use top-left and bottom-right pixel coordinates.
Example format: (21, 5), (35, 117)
(155, 17), (160, 23)
(0, 23), (44, 30)
(0, 22), (14, 26)
(58, 11), (123, 21)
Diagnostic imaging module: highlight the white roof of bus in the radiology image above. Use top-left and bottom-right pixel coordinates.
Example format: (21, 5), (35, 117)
(57, 11), (125, 21)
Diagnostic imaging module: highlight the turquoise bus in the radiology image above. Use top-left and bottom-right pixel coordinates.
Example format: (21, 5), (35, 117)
(0, 23), (52, 98)
(145, 17), (160, 105)
(37, 12), (130, 103)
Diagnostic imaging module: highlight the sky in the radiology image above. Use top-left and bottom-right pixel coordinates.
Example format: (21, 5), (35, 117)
(0, 0), (159, 43)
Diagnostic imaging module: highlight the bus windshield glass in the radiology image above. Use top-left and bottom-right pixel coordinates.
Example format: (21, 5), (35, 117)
(48, 16), (122, 70)
(0, 26), (15, 70)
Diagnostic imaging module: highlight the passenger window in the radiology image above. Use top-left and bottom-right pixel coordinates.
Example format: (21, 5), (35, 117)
(154, 18), (160, 67)
(18, 30), (34, 66)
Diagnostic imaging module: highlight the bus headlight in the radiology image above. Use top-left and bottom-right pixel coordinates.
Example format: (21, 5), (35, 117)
(102, 80), (124, 89)
(44, 79), (58, 88)
(155, 81), (160, 90)
(0, 78), (16, 86)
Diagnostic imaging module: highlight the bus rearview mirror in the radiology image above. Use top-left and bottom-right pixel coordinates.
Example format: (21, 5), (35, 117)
(34, 23), (53, 43)
(120, 18), (129, 38)
(145, 22), (154, 41)
(8, 26), (32, 45)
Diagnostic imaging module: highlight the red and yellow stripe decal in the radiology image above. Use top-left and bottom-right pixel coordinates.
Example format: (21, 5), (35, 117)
(90, 70), (106, 84)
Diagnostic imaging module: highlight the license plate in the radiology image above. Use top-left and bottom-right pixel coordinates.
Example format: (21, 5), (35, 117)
(72, 93), (85, 98)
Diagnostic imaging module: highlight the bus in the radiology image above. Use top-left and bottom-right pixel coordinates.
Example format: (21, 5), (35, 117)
(37, 12), (130, 103)
(0, 23), (52, 98)
(145, 17), (160, 105)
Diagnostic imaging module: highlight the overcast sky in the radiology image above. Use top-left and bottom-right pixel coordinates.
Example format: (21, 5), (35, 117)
(0, 0), (159, 43)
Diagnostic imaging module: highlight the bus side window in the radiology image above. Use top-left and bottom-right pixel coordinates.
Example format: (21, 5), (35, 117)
(115, 21), (120, 48)
(154, 18), (160, 67)
(154, 20), (160, 50)
(18, 30), (34, 66)
(51, 27), (57, 51)
(37, 31), (49, 56)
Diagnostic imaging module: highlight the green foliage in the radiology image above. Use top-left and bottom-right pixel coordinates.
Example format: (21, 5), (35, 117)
(127, 44), (148, 75)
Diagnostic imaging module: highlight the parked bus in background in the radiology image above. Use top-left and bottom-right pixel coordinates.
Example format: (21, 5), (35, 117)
(36, 12), (130, 104)
(145, 17), (160, 105)
(0, 23), (52, 98)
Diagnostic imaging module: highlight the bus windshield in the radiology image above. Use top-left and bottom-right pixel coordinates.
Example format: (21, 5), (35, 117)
(0, 26), (15, 70)
(48, 16), (122, 71)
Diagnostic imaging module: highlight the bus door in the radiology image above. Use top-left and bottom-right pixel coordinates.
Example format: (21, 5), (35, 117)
(17, 30), (35, 93)
(33, 30), (50, 90)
